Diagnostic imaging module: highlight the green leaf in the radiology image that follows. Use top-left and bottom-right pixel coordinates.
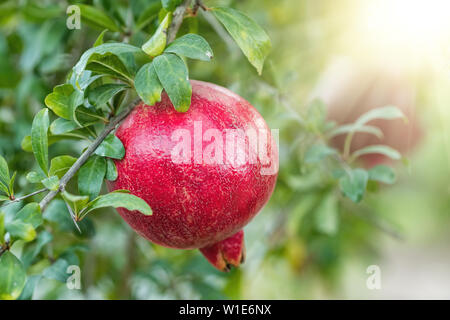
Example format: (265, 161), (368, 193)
(165, 34), (213, 61)
(329, 124), (384, 139)
(212, 7), (271, 75)
(93, 29), (108, 47)
(0, 155), (10, 186)
(62, 191), (90, 215)
(78, 4), (120, 32)
(356, 106), (405, 126)
(161, 0), (182, 11)
(45, 84), (81, 120)
(0, 212), (4, 239)
(142, 13), (170, 57)
(18, 275), (41, 300)
(106, 159), (118, 181)
(31, 109), (50, 176)
(0, 251), (26, 300)
(0, 195), (10, 203)
(314, 193), (339, 235)
(21, 231), (53, 268)
(15, 203), (42, 229)
(42, 259), (70, 283)
(339, 169), (369, 203)
(305, 144), (337, 163)
(352, 145), (401, 161)
(78, 155), (106, 200)
(49, 155), (77, 178)
(50, 118), (79, 135)
(80, 190), (152, 218)
(135, 62), (163, 106)
(6, 220), (36, 242)
(9, 172), (16, 196)
(42, 175), (60, 191)
(368, 165), (397, 184)
(136, 0), (162, 30)
(94, 134), (125, 159)
(73, 43), (144, 80)
(26, 171), (46, 184)
(0, 182), (10, 197)
(86, 53), (135, 84)
(153, 53), (192, 112)
(87, 83), (128, 107)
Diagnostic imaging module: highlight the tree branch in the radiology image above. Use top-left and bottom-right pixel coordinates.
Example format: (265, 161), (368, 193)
(39, 99), (140, 211)
(2, 188), (47, 208)
(167, 0), (192, 43)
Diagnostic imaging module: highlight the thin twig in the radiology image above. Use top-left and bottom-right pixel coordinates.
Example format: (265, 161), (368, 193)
(39, 99), (141, 211)
(65, 200), (81, 233)
(2, 188), (47, 208)
(167, 0), (192, 43)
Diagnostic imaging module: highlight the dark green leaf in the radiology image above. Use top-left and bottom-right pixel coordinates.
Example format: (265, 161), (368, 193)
(15, 203), (42, 229)
(0, 155), (10, 186)
(212, 7), (271, 74)
(136, 0), (162, 30)
(31, 109), (49, 176)
(106, 159), (118, 181)
(45, 84), (81, 120)
(153, 53), (192, 112)
(78, 155), (106, 200)
(80, 190), (152, 218)
(165, 34), (213, 61)
(0, 251), (27, 300)
(87, 83), (128, 107)
(73, 43), (144, 80)
(161, 0), (182, 11)
(78, 4), (120, 32)
(86, 53), (135, 84)
(94, 134), (125, 159)
(21, 231), (53, 268)
(135, 62), (163, 105)
(18, 275), (41, 300)
(42, 259), (70, 283)
(62, 192), (90, 215)
(50, 118), (79, 135)
(49, 155), (77, 178)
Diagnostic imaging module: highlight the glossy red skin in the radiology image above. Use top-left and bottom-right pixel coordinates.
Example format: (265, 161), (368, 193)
(108, 80), (278, 250)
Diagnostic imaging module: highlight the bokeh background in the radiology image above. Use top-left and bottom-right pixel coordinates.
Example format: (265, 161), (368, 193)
(1, 0), (449, 299)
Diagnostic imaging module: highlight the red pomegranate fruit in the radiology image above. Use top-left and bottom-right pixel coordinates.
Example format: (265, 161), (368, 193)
(107, 80), (278, 271)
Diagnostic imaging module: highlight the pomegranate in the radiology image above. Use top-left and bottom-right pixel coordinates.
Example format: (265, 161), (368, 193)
(312, 57), (422, 168)
(107, 80), (278, 271)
